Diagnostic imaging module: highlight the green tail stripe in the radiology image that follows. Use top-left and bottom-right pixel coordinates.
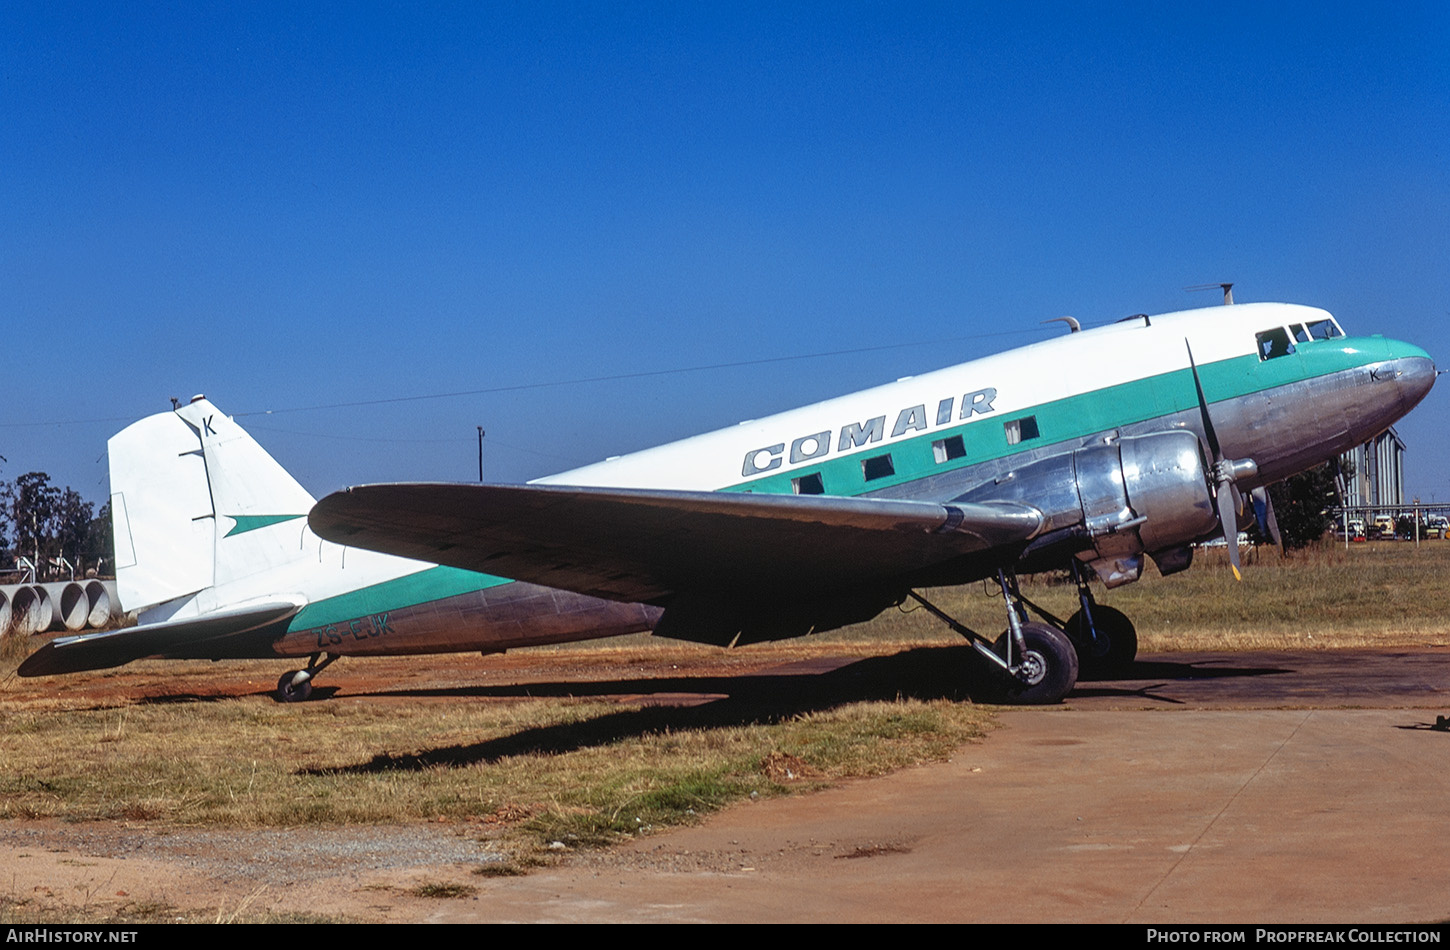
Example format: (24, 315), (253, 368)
(225, 514), (306, 537)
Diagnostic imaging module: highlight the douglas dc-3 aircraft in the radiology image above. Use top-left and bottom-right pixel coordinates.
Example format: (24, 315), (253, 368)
(18, 302), (1435, 704)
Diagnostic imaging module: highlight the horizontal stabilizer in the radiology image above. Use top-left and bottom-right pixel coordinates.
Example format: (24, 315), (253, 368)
(17, 600), (305, 677)
(310, 483), (1043, 604)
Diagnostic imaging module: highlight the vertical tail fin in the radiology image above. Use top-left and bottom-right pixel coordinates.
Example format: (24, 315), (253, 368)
(109, 395), (316, 617)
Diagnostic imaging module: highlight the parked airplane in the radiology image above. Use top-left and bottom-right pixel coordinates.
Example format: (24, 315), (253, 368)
(18, 302), (1434, 704)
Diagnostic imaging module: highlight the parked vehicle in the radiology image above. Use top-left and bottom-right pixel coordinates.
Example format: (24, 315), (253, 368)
(1337, 519), (1367, 541)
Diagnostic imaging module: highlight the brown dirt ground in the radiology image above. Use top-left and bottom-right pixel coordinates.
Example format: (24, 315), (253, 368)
(2, 643), (1447, 923)
(0, 644), (868, 923)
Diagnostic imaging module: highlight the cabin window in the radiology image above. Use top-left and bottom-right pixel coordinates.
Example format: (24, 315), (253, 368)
(933, 435), (966, 463)
(1256, 327), (1295, 361)
(1004, 416), (1039, 445)
(792, 472), (824, 495)
(861, 454), (895, 481)
(1305, 318), (1343, 340)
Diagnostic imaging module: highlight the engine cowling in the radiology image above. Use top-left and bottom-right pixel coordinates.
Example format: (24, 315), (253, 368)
(956, 430), (1219, 586)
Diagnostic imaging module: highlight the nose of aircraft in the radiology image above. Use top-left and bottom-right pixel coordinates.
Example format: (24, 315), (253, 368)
(1330, 341), (1436, 455)
(1386, 346), (1436, 415)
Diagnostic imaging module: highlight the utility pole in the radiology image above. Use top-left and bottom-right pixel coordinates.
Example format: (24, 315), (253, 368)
(477, 427), (485, 482)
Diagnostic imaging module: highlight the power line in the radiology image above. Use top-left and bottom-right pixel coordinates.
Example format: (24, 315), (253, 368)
(229, 328), (1047, 417)
(0, 326), (1049, 429)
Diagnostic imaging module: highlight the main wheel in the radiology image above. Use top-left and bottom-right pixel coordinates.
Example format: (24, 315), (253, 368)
(275, 671), (313, 703)
(1065, 605), (1138, 677)
(994, 622), (1078, 705)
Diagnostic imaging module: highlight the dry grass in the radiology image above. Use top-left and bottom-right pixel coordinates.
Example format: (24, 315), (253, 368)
(0, 663), (991, 919)
(0, 688), (989, 849)
(410, 881), (478, 899)
(828, 539), (1450, 653)
(0, 892), (340, 925)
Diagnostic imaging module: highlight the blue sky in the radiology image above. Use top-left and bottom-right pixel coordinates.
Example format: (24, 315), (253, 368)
(3, 3), (1448, 505)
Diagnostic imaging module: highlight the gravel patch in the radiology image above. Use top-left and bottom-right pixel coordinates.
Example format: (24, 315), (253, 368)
(0, 821), (503, 884)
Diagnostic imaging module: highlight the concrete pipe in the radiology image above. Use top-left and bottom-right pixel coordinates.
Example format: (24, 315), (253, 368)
(10, 585), (53, 637)
(0, 588), (10, 636)
(46, 582), (89, 632)
(84, 579), (113, 629)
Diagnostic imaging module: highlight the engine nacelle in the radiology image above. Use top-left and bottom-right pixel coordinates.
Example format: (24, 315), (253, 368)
(956, 430), (1219, 586)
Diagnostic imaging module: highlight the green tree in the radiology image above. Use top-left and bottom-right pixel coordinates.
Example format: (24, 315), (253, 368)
(54, 488), (96, 572)
(1265, 461), (1344, 551)
(0, 456), (8, 555)
(84, 500), (114, 574)
(5, 472), (61, 569)
(0, 472), (111, 577)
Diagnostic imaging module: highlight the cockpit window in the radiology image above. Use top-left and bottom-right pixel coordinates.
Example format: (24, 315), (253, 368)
(1304, 318), (1343, 340)
(1292, 324), (1311, 344)
(1256, 327), (1296, 361)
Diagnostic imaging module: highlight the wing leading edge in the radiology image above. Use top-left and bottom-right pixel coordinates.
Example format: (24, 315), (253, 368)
(308, 483), (1044, 611)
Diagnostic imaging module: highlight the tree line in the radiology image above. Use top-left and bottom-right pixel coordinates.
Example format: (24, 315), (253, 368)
(1, 471), (112, 580)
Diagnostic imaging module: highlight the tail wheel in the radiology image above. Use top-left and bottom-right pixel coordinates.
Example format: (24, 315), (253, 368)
(994, 622), (1078, 705)
(275, 671), (313, 703)
(1065, 605), (1138, 677)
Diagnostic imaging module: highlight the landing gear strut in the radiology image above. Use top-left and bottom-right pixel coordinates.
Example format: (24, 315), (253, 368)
(1065, 604), (1137, 677)
(908, 569), (1078, 705)
(1004, 560), (1139, 679)
(1062, 560), (1138, 677)
(275, 653), (336, 703)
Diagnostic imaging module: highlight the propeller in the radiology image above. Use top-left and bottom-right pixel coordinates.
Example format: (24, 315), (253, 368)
(1186, 341), (1259, 579)
(1250, 486), (1281, 547)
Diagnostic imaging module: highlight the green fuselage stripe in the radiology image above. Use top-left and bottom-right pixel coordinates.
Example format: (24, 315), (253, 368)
(289, 565), (513, 630)
(724, 339), (1399, 497)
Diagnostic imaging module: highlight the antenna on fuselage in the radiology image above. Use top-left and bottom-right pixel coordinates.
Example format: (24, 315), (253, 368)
(1186, 282), (1235, 305)
(1042, 316), (1081, 334)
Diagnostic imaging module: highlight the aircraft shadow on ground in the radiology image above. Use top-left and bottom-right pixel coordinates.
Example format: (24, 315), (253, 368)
(109, 651), (1288, 713)
(300, 646), (1293, 775)
(1067, 657), (1291, 703)
(115, 685), (347, 707)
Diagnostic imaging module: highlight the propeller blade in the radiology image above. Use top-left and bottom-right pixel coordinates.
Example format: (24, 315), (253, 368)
(1185, 341), (1223, 461)
(1217, 482), (1242, 581)
(1188, 340), (1255, 579)
(1251, 486), (1282, 547)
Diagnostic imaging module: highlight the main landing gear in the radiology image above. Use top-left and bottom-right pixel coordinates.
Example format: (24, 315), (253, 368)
(991, 561), (1139, 679)
(908, 563), (1141, 703)
(275, 653), (337, 703)
(908, 570), (1079, 705)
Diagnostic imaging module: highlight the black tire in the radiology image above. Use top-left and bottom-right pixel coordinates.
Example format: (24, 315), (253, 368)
(994, 622), (1078, 705)
(1065, 605), (1138, 677)
(275, 671), (313, 703)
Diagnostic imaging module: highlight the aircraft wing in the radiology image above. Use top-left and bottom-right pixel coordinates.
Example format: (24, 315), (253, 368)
(308, 483), (1044, 605)
(17, 600), (304, 677)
